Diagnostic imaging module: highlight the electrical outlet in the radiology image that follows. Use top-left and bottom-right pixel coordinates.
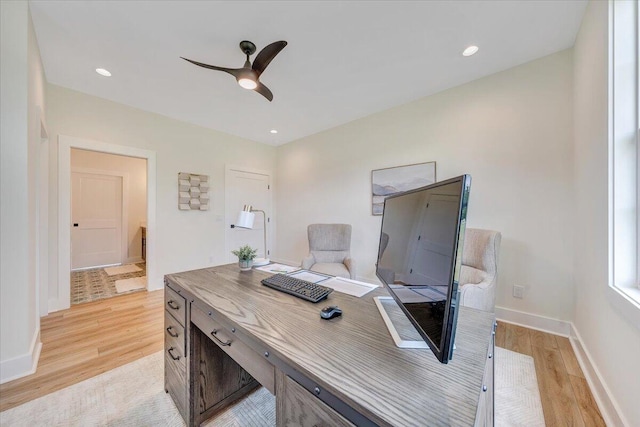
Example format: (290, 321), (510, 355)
(513, 285), (524, 299)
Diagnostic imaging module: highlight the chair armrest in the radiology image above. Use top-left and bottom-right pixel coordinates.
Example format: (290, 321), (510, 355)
(343, 257), (356, 280)
(301, 254), (315, 270)
(459, 279), (495, 312)
(461, 277), (493, 290)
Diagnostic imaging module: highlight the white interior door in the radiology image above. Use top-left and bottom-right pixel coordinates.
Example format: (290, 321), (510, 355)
(407, 194), (459, 287)
(71, 171), (123, 269)
(226, 168), (271, 263)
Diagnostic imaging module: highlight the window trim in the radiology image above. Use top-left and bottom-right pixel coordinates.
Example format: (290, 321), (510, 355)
(609, 0), (640, 330)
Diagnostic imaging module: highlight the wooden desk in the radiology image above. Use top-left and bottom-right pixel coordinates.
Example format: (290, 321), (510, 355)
(164, 264), (495, 426)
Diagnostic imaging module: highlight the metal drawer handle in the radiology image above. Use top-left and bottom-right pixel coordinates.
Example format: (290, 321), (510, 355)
(166, 326), (179, 338)
(210, 329), (232, 347)
(167, 300), (180, 310)
(168, 347), (180, 361)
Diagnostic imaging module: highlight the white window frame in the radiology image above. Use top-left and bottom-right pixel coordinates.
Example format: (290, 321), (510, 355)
(609, 0), (640, 330)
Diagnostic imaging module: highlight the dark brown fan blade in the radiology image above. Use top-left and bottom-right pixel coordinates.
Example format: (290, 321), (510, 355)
(254, 82), (273, 102)
(180, 57), (241, 78)
(252, 41), (287, 76)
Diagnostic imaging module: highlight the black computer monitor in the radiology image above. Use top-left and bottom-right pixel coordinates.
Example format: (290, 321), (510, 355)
(375, 175), (471, 363)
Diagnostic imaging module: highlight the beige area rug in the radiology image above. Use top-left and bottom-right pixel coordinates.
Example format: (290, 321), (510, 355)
(0, 348), (542, 426)
(495, 347), (545, 427)
(104, 264), (142, 276)
(0, 352), (275, 427)
(115, 276), (147, 294)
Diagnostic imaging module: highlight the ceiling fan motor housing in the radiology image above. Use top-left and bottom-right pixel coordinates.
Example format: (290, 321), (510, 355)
(239, 40), (256, 56)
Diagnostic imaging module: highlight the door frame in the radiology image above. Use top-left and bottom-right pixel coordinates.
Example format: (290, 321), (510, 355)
(70, 167), (129, 270)
(36, 107), (49, 318)
(224, 165), (273, 264)
(56, 135), (157, 312)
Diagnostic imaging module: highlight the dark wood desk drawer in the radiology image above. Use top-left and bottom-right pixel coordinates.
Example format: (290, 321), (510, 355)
(165, 285), (186, 326)
(165, 345), (187, 416)
(475, 322), (496, 427)
(164, 311), (186, 362)
(276, 372), (355, 427)
(191, 305), (275, 394)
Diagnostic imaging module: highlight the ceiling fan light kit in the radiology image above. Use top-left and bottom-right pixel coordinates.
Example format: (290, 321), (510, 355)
(181, 40), (287, 101)
(237, 70), (258, 89)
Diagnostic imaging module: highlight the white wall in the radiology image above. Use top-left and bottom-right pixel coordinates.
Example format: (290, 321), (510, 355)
(573, 1), (640, 425)
(71, 149), (147, 263)
(1, 3), (46, 382)
(276, 50), (575, 322)
(46, 84), (277, 305)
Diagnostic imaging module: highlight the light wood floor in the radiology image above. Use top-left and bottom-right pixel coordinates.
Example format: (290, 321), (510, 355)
(0, 290), (164, 412)
(1, 292), (605, 426)
(496, 322), (606, 427)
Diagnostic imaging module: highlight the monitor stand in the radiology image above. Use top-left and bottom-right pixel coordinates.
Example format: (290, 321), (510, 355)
(374, 296), (428, 349)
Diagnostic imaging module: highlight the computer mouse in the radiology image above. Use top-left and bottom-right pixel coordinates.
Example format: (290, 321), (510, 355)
(320, 306), (342, 320)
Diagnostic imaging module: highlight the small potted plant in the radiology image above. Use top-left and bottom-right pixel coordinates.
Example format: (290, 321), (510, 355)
(232, 244), (258, 271)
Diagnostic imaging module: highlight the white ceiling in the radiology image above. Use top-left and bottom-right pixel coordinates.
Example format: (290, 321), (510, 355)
(29, 1), (587, 145)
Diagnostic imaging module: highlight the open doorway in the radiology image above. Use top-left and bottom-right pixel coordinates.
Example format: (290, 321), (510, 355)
(69, 148), (147, 304)
(56, 135), (156, 313)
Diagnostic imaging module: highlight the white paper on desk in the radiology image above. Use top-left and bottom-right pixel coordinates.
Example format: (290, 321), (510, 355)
(322, 277), (380, 298)
(287, 270), (331, 284)
(255, 263), (300, 274)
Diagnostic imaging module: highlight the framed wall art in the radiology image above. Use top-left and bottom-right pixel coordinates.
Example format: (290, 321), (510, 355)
(371, 161), (436, 215)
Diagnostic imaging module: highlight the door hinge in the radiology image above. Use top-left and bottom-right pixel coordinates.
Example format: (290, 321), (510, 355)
(418, 235), (421, 241)
(410, 268), (413, 274)
(267, 250), (270, 255)
(268, 217), (270, 223)
(268, 185), (270, 190)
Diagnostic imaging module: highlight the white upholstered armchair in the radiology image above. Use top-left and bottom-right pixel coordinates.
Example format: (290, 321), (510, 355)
(458, 228), (502, 312)
(301, 224), (356, 279)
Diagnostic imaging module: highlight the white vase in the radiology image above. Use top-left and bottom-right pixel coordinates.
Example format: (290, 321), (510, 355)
(238, 259), (253, 271)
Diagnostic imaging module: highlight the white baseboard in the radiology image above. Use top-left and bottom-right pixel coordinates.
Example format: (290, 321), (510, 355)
(495, 306), (572, 336)
(147, 278), (163, 292)
(47, 297), (69, 314)
(570, 325), (629, 427)
(0, 328), (42, 384)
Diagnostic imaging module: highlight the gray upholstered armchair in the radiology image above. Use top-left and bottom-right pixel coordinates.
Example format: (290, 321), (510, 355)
(301, 224), (356, 279)
(458, 228), (502, 312)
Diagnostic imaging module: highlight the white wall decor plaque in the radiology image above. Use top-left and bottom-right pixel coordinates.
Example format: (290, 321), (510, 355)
(179, 172), (210, 210)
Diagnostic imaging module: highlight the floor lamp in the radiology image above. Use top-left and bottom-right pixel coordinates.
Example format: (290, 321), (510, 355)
(235, 204), (270, 266)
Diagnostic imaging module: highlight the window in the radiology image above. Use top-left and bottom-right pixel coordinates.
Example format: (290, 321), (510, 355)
(610, 0), (640, 315)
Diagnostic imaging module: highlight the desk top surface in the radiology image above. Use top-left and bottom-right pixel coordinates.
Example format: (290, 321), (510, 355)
(166, 264), (494, 427)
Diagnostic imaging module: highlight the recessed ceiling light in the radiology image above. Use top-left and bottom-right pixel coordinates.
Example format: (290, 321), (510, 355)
(270, 129), (278, 134)
(462, 46), (479, 57)
(95, 68), (112, 77)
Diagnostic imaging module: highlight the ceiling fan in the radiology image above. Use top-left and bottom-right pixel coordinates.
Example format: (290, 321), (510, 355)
(181, 40), (287, 102)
